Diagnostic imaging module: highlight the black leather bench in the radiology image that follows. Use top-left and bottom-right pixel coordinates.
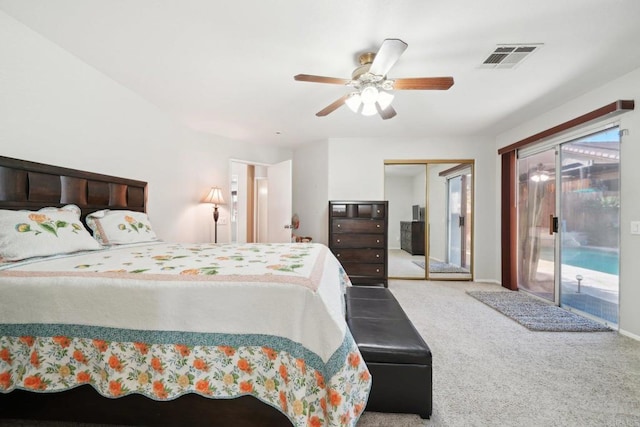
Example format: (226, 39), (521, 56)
(346, 286), (432, 418)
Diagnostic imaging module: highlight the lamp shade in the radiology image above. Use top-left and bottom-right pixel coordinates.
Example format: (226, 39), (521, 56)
(345, 93), (362, 113)
(345, 88), (394, 116)
(203, 187), (225, 205)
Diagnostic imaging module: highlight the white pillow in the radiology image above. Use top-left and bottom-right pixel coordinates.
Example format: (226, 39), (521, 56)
(86, 209), (158, 245)
(0, 205), (102, 261)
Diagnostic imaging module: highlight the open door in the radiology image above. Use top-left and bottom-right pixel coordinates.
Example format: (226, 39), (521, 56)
(267, 159), (293, 243)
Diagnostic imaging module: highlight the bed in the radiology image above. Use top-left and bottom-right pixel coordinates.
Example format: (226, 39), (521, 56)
(0, 156), (371, 426)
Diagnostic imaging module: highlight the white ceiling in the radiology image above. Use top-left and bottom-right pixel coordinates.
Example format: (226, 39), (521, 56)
(2, 0), (640, 148)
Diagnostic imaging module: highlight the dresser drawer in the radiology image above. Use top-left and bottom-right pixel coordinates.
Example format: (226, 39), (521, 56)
(331, 234), (385, 248)
(342, 263), (385, 278)
(332, 219), (385, 234)
(333, 248), (385, 263)
(357, 203), (386, 219)
(330, 203), (386, 219)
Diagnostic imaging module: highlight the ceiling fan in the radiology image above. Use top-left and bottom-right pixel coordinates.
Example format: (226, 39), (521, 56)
(294, 38), (454, 120)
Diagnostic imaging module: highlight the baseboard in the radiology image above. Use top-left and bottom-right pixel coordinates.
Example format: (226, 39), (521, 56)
(474, 278), (501, 285)
(619, 328), (640, 342)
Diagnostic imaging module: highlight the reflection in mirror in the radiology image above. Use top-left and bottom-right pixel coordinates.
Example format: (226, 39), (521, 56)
(385, 164), (427, 279)
(230, 175), (238, 243)
(427, 163), (473, 280)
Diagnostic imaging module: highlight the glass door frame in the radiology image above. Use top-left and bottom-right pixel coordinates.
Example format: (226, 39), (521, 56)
(447, 174), (463, 267)
(444, 167), (472, 270)
(516, 122), (621, 326)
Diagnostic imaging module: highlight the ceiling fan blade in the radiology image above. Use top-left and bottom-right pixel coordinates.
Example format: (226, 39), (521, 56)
(392, 77), (454, 90)
(377, 103), (397, 120)
(369, 39), (408, 77)
(316, 94), (350, 117)
(294, 74), (351, 85)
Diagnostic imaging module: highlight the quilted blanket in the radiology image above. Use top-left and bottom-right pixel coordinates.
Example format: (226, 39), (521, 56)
(0, 242), (371, 427)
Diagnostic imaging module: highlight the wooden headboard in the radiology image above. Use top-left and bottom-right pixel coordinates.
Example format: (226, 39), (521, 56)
(0, 156), (147, 222)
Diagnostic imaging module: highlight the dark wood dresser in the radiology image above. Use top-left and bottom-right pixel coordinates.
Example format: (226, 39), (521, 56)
(400, 221), (425, 255)
(328, 200), (388, 287)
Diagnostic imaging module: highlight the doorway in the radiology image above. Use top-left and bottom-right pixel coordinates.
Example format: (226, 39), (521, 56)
(229, 159), (293, 243)
(517, 126), (620, 326)
(385, 160), (474, 281)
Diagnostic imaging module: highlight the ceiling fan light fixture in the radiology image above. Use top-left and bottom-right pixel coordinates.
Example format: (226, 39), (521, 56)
(360, 86), (379, 105)
(530, 163), (550, 182)
(361, 103), (378, 116)
(294, 38), (454, 120)
(377, 91), (394, 110)
(345, 93), (362, 113)
(531, 171), (550, 182)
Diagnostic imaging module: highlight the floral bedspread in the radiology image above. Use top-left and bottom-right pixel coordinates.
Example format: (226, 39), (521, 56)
(0, 242), (370, 426)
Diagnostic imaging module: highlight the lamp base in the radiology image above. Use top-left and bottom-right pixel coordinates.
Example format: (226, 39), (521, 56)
(213, 206), (219, 243)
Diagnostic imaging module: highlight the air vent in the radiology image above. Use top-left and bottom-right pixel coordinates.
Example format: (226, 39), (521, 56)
(480, 44), (542, 69)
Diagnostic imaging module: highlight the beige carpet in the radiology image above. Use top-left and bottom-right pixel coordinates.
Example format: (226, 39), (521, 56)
(358, 280), (640, 427)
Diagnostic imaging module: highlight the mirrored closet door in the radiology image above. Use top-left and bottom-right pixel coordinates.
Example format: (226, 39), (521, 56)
(385, 163), (427, 278)
(385, 160), (474, 281)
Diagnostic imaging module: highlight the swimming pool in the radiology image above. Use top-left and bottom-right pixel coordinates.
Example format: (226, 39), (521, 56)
(541, 247), (619, 275)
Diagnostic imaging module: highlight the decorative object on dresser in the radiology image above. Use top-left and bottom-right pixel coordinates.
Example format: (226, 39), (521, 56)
(400, 220), (425, 255)
(329, 200), (388, 287)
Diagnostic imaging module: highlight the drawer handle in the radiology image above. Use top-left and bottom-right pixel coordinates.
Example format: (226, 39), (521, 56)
(376, 224), (380, 228)
(337, 239), (341, 243)
(376, 254), (380, 258)
(377, 210), (380, 213)
(337, 224), (341, 228)
(376, 239), (380, 243)
(336, 254), (340, 257)
(376, 269), (380, 273)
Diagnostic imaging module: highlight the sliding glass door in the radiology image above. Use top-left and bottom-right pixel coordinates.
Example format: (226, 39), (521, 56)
(517, 149), (557, 301)
(446, 172), (472, 269)
(559, 129), (620, 324)
(517, 126), (620, 326)
(447, 175), (462, 266)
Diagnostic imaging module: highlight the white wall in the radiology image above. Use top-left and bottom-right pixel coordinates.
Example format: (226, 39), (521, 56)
(292, 140), (329, 245)
(0, 11), (291, 244)
(428, 164), (448, 262)
(412, 169), (426, 209)
(496, 66), (640, 339)
(326, 136), (497, 282)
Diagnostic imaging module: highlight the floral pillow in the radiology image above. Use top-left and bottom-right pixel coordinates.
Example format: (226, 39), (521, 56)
(0, 205), (102, 261)
(86, 209), (158, 245)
